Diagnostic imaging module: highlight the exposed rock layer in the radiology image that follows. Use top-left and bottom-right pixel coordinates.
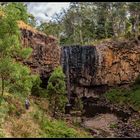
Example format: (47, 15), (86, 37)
(18, 21), (140, 97)
(18, 21), (60, 82)
(61, 40), (140, 97)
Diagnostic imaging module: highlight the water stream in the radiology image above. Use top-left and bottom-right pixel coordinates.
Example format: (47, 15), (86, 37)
(64, 48), (71, 102)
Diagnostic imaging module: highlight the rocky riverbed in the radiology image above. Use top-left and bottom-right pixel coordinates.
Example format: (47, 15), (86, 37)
(65, 96), (140, 138)
(81, 113), (140, 138)
(81, 113), (118, 137)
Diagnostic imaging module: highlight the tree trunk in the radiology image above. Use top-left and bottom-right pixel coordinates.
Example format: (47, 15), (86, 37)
(1, 76), (4, 96)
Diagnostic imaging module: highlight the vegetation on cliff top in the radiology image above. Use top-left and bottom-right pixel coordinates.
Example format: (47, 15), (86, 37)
(37, 2), (140, 45)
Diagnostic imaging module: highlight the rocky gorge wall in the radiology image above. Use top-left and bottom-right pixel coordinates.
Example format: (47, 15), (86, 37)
(17, 21), (140, 98)
(18, 21), (60, 86)
(61, 40), (140, 98)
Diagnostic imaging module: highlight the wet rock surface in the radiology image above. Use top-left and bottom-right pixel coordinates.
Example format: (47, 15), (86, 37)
(61, 41), (140, 97)
(82, 96), (133, 121)
(78, 96), (140, 138)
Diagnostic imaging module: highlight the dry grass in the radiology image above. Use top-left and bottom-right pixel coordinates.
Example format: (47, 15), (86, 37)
(4, 93), (25, 117)
(2, 93), (42, 138)
(17, 20), (46, 36)
(3, 105), (42, 138)
(1, 94), (91, 138)
(10, 117), (40, 138)
(31, 96), (49, 112)
(17, 20), (58, 41)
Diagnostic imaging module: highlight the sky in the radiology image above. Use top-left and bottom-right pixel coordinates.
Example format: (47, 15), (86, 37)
(26, 2), (70, 23)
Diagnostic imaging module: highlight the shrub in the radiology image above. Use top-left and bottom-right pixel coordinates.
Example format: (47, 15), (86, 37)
(104, 88), (123, 103)
(134, 75), (140, 85)
(31, 75), (42, 97)
(11, 118), (40, 138)
(105, 87), (140, 111)
(129, 89), (140, 111)
(46, 66), (68, 117)
(4, 94), (25, 117)
(109, 123), (118, 129)
(40, 117), (89, 138)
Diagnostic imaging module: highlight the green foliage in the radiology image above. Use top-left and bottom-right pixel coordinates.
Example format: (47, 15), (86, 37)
(0, 97), (9, 134)
(3, 93), (26, 117)
(0, 58), (14, 79)
(125, 20), (132, 38)
(47, 66), (68, 116)
(0, 130), (5, 138)
(134, 75), (140, 85)
(109, 123), (118, 129)
(128, 89), (140, 111)
(31, 75), (50, 98)
(105, 85), (140, 111)
(105, 88), (126, 104)
(37, 2), (140, 45)
(4, 3), (29, 23)
(31, 75), (43, 97)
(73, 97), (83, 111)
(47, 66), (66, 96)
(19, 48), (33, 60)
(32, 109), (90, 138)
(38, 21), (61, 41)
(0, 3), (36, 96)
(41, 119), (82, 138)
(132, 119), (140, 128)
(7, 63), (34, 96)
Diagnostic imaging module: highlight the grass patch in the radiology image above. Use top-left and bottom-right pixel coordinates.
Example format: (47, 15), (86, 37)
(10, 117), (41, 138)
(104, 88), (129, 105)
(109, 123), (118, 129)
(3, 93), (26, 117)
(32, 106), (91, 138)
(104, 85), (140, 111)
(0, 92), (91, 138)
(128, 86), (140, 111)
(40, 118), (91, 138)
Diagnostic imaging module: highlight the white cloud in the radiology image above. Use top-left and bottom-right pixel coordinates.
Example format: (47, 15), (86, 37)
(26, 2), (70, 22)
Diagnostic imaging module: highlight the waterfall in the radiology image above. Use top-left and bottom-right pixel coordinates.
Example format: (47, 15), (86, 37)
(61, 45), (98, 102)
(64, 47), (71, 103)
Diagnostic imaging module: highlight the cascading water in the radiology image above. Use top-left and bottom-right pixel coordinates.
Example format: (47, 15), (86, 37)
(61, 45), (99, 98)
(61, 46), (72, 113)
(64, 48), (71, 103)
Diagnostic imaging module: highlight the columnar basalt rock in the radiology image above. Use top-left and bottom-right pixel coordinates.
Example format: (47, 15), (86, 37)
(17, 21), (140, 97)
(61, 40), (140, 98)
(95, 41), (140, 86)
(18, 21), (60, 84)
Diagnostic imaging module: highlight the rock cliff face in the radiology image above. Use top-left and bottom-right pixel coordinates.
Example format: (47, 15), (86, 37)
(61, 40), (140, 98)
(17, 21), (140, 97)
(18, 21), (60, 86)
